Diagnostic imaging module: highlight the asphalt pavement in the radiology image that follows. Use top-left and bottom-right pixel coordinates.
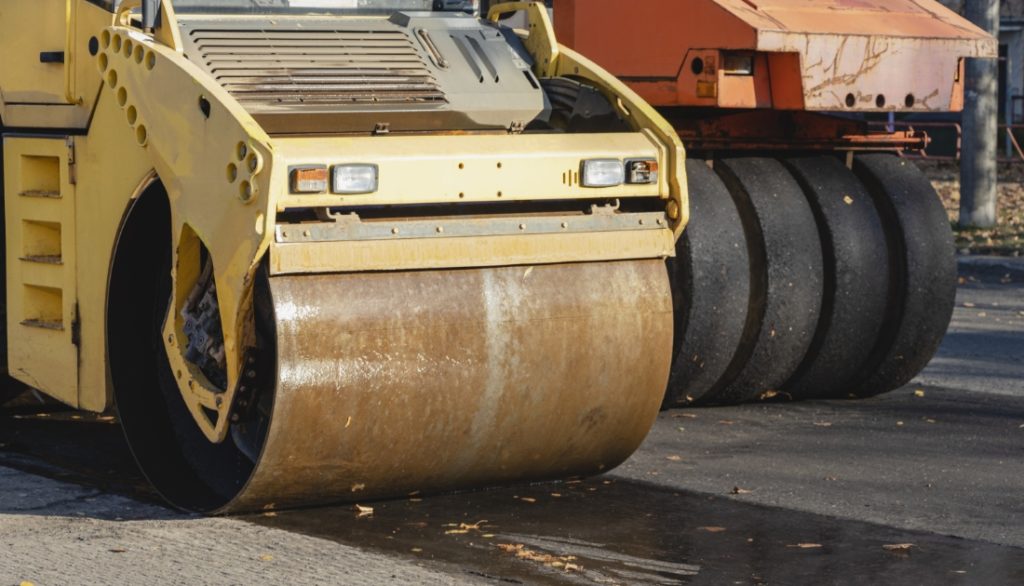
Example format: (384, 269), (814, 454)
(0, 257), (1022, 586)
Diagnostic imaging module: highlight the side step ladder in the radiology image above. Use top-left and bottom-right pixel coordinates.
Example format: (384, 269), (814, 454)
(2, 135), (79, 406)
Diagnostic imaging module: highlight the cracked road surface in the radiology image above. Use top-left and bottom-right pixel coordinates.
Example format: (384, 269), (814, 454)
(0, 259), (1022, 585)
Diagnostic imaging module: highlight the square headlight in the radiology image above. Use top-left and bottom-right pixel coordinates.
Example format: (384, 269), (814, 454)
(581, 159), (625, 188)
(332, 164), (379, 194)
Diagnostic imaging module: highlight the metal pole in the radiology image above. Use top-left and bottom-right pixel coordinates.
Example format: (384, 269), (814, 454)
(960, 0), (1000, 229)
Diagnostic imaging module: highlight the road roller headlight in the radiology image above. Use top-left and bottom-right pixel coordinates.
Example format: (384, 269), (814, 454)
(290, 166), (329, 194)
(626, 159), (659, 185)
(332, 164), (379, 195)
(581, 159), (625, 188)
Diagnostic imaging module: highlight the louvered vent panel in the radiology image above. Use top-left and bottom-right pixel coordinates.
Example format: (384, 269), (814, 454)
(188, 29), (446, 108)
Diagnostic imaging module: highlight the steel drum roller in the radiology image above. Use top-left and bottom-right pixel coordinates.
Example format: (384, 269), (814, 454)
(216, 259), (672, 513)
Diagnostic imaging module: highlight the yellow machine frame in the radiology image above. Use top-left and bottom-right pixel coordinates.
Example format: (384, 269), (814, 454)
(1, 1), (688, 441)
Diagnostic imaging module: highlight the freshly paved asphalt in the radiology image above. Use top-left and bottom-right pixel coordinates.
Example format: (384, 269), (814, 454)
(0, 257), (1021, 585)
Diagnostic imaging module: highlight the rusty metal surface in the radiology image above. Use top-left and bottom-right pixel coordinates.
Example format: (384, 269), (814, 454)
(219, 259), (672, 513)
(667, 110), (930, 153)
(556, 0), (996, 113)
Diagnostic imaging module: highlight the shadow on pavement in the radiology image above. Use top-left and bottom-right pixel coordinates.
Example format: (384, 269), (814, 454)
(2, 403), (1023, 585)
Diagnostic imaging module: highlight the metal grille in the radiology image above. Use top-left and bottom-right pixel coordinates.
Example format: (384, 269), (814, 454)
(187, 29), (446, 108)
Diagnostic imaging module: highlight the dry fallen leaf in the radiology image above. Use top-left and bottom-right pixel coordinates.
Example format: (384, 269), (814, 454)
(731, 486), (752, 495)
(354, 504), (374, 518)
(883, 543), (915, 553)
(666, 455), (684, 462)
(258, 554), (274, 562)
(787, 543), (823, 549)
(843, 195), (855, 205)
(698, 526), (727, 533)
(351, 483), (366, 492)
(496, 544), (583, 572)
(914, 389), (926, 398)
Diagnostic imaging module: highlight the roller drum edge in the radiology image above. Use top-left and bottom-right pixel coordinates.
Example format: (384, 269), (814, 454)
(849, 155), (957, 397)
(781, 156), (890, 399)
(665, 160), (750, 407)
(704, 158), (824, 405)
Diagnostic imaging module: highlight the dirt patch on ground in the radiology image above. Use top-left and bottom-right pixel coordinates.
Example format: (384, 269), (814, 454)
(918, 160), (1024, 256)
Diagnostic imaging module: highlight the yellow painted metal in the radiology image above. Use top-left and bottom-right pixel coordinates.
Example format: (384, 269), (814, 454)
(271, 229), (675, 275)
(487, 2), (560, 77)
(272, 133), (662, 211)
(553, 50), (689, 232)
(0, 1), (113, 129)
(0, 1), (69, 106)
(3, 0), (687, 445)
(2, 137), (79, 406)
(96, 22), (275, 441)
(116, 0), (183, 51)
(72, 92), (156, 413)
(488, 2), (689, 234)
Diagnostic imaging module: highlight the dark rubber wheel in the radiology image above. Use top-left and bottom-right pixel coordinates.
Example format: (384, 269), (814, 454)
(0, 380), (28, 407)
(781, 156), (890, 399)
(665, 160), (750, 406)
(849, 154), (957, 397)
(109, 185), (273, 512)
(705, 158), (824, 404)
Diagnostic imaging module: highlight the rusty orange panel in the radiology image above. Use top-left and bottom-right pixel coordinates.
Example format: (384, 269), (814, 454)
(555, 0), (997, 113)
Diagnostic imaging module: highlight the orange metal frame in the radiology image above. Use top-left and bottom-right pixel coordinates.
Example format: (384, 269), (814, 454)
(554, 0), (997, 154)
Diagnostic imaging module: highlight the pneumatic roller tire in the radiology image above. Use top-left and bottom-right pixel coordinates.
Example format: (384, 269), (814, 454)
(705, 158), (824, 404)
(664, 160), (751, 407)
(781, 156), (890, 399)
(849, 155), (957, 397)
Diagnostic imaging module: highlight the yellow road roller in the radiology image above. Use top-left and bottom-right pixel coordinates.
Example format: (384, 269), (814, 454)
(0, 0), (686, 512)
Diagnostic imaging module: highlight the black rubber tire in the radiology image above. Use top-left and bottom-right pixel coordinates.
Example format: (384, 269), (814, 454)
(0, 381), (27, 407)
(781, 156), (890, 399)
(664, 160), (750, 406)
(109, 186), (263, 512)
(848, 154), (957, 397)
(704, 158), (824, 404)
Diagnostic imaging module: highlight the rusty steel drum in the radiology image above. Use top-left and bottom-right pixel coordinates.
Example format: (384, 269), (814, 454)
(193, 259), (672, 513)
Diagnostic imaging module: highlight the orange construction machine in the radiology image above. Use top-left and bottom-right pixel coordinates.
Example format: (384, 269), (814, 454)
(555, 0), (997, 407)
